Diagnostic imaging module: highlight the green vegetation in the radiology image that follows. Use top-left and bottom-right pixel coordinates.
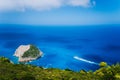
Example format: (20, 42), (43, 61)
(22, 45), (40, 58)
(99, 62), (107, 67)
(0, 57), (10, 63)
(0, 57), (120, 80)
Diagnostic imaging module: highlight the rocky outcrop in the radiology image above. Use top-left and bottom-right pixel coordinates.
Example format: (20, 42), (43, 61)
(14, 44), (42, 62)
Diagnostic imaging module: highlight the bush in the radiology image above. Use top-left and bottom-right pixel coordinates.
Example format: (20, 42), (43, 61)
(99, 62), (107, 67)
(0, 57), (10, 63)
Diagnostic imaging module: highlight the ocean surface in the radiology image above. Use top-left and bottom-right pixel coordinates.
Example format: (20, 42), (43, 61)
(0, 24), (120, 71)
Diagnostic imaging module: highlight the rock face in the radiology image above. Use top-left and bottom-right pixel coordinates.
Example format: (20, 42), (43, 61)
(14, 44), (43, 62)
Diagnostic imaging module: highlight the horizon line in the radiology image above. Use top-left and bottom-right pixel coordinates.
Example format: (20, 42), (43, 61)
(0, 23), (120, 27)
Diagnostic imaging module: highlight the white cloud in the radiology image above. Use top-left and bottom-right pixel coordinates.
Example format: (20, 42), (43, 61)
(0, 0), (95, 11)
(68, 0), (93, 7)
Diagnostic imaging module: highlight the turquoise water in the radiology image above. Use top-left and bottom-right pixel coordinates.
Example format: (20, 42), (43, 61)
(0, 24), (120, 71)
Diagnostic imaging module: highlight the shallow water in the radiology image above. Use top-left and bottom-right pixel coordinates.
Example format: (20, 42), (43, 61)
(0, 24), (120, 71)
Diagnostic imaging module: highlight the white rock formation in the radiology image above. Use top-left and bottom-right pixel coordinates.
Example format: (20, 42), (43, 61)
(14, 44), (42, 62)
(14, 45), (30, 57)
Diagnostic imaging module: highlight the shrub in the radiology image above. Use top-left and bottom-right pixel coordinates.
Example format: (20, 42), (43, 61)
(99, 62), (107, 67)
(0, 57), (10, 63)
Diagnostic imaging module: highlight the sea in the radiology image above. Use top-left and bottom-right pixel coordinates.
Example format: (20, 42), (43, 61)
(0, 24), (120, 71)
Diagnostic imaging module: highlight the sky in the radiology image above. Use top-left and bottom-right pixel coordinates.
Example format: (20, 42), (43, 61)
(0, 0), (120, 25)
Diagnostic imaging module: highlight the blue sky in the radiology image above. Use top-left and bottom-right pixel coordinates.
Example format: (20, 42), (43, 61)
(0, 0), (120, 25)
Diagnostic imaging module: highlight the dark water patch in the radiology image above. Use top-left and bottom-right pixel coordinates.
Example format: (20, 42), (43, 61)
(101, 45), (120, 52)
(0, 32), (32, 40)
(0, 25), (28, 32)
(40, 36), (71, 43)
(63, 39), (87, 51)
(77, 38), (93, 43)
(83, 54), (104, 63)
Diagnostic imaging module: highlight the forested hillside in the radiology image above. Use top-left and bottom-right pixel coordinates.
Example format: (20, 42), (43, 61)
(0, 57), (120, 80)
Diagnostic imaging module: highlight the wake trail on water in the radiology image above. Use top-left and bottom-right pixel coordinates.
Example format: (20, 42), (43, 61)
(74, 56), (98, 65)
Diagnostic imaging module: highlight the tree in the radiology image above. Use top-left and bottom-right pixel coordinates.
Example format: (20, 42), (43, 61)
(0, 57), (10, 63)
(99, 62), (107, 67)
